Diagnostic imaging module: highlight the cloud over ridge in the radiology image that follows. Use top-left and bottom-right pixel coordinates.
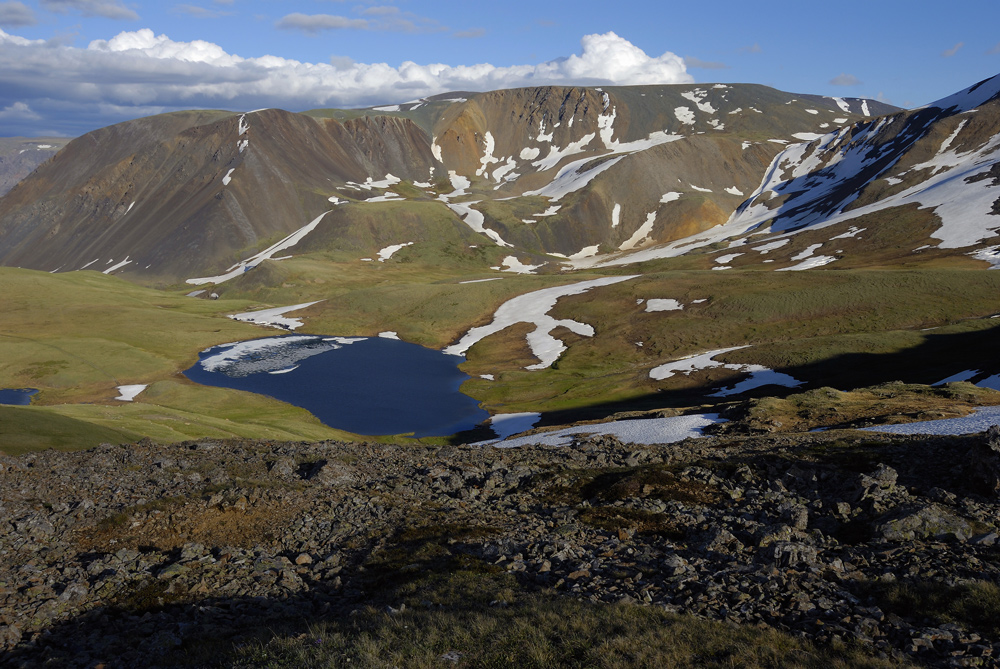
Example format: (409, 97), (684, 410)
(0, 28), (691, 135)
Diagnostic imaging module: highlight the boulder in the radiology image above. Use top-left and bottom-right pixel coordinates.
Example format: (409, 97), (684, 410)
(966, 424), (1000, 497)
(873, 503), (971, 542)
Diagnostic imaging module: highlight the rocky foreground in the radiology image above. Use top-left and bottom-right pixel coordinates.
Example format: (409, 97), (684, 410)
(3, 426), (1000, 667)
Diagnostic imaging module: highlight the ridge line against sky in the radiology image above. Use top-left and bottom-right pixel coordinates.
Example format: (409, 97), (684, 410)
(0, 0), (999, 137)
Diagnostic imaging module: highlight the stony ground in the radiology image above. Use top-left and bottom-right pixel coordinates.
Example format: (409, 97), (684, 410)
(3, 425), (1000, 667)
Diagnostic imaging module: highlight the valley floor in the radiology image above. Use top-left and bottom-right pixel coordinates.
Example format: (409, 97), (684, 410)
(3, 427), (1000, 667)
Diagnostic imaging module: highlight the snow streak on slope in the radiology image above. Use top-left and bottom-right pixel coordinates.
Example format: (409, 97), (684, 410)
(523, 100), (683, 201)
(187, 211), (331, 285)
(445, 200), (512, 247)
(443, 275), (637, 369)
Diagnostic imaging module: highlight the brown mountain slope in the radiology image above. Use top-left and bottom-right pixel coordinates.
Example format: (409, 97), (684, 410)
(0, 109), (434, 282)
(0, 84), (892, 283)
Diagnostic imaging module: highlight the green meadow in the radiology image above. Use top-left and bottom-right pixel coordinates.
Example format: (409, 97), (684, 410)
(3, 248), (1000, 452)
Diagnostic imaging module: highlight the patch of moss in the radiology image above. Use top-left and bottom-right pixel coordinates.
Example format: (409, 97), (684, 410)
(544, 464), (722, 507)
(577, 507), (685, 539)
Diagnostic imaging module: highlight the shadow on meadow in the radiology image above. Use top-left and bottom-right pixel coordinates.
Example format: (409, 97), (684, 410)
(451, 320), (1000, 443)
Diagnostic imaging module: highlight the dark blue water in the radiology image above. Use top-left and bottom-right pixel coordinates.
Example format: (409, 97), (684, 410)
(0, 388), (38, 405)
(183, 335), (489, 437)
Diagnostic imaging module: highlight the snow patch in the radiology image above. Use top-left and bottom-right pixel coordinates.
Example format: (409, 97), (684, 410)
(103, 257), (131, 274)
(485, 414), (725, 448)
(377, 242), (414, 262)
(933, 369), (980, 385)
(972, 246), (1000, 269)
(649, 346), (803, 395)
(200, 336), (351, 377)
(752, 239), (790, 253)
(568, 246), (599, 260)
(777, 255), (836, 271)
(444, 275), (637, 369)
(229, 301), (323, 330)
(489, 412), (542, 440)
(860, 406), (1000, 436)
(446, 200), (512, 247)
(476, 131), (499, 178)
(709, 370), (804, 397)
(830, 226), (866, 240)
(680, 89), (716, 114)
(437, 171), (470, 201)
(619, 212), (657, 250)
(115, 385), (147, 402)
(499, 256), (543, 274)
(645, 299), (683, 312)
(674, 106), (695, 125)
(650, 346), (746, 380)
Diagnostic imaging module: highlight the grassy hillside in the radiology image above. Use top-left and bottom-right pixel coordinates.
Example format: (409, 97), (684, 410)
(0, 268), (357, 452)
(458, 267), (1000, 416)
(4, 257), (1000, 451)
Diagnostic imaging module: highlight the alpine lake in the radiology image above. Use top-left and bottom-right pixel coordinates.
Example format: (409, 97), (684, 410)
(183, 334), (490, 438)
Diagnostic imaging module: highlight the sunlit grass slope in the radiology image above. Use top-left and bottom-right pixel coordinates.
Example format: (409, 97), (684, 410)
(459, 268), (1000, 414)
(0, 268), (356, 452)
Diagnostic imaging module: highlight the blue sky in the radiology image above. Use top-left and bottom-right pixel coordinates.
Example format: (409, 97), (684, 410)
(1, 0), (999, 136)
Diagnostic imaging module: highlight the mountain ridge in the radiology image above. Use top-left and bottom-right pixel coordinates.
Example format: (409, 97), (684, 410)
(0, 81), (902, 283)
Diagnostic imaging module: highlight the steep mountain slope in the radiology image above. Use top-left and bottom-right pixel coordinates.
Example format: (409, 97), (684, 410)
(0, 84), (892, 283)
(565, 74), (1000, 273)
(0, 109), (434, 281)
(718, 74), (1000, 267)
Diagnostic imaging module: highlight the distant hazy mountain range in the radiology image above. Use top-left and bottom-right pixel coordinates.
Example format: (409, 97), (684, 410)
(0, 138), (70, 198)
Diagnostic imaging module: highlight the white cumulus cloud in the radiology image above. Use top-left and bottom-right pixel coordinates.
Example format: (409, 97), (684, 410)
(0, 28), (692, 135)
(0, 100), (40, 119)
